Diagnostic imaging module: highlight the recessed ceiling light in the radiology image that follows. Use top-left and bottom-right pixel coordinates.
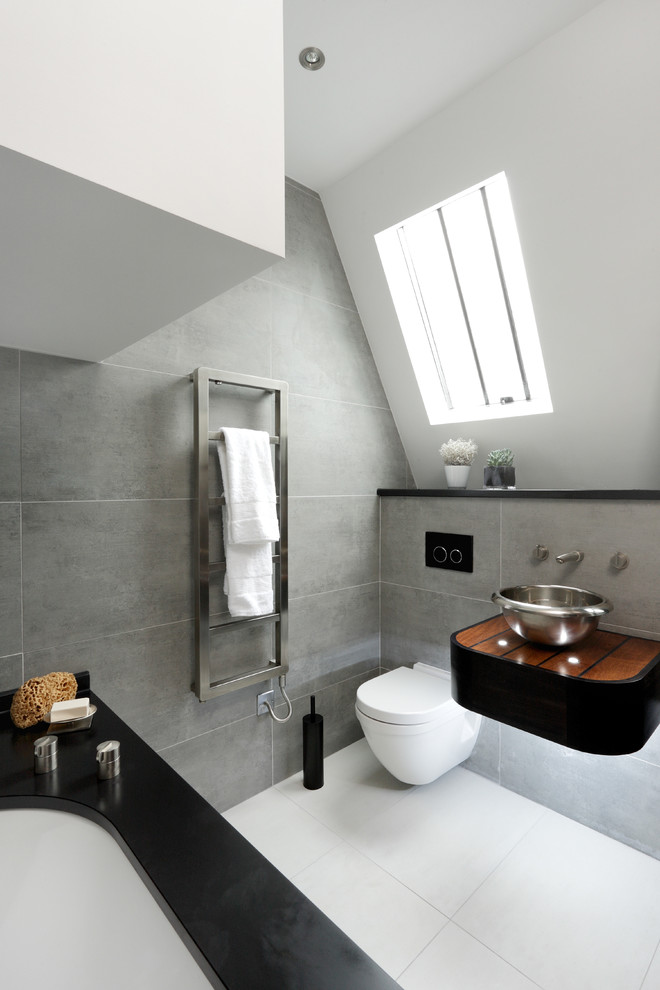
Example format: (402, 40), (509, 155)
(299, 47), (325, 71)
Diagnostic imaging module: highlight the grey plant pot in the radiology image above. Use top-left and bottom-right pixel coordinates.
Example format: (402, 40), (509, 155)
(483, 465), (516, 489)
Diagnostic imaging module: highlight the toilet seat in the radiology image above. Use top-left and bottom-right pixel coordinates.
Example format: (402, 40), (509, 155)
(356, 666), (459, 727)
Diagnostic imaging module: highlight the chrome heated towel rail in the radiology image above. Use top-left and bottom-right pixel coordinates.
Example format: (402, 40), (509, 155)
(191, 367), (288, 702)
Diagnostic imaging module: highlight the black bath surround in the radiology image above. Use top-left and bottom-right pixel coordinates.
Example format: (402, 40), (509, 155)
(0, 678), (398, 990)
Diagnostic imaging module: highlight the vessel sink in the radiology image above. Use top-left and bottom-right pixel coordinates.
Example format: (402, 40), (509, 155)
(492, 584), (613, 646)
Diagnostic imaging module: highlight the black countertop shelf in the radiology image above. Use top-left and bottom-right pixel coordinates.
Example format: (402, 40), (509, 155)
(378, 489), (660, 500)
(0, 680), (399, 990)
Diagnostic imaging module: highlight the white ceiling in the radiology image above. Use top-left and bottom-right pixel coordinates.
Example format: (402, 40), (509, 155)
(284, 0), (605, 192)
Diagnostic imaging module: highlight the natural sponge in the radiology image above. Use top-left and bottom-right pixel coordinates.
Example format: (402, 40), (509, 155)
(43, 671), (78, 704)
(10, 672), (78, 729)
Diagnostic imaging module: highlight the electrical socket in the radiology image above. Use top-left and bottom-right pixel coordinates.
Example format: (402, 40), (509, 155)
(425, 531), (474, 573)
(256, 689), (274, 716)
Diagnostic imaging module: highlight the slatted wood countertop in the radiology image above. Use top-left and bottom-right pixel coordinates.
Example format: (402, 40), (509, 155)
(455, 615), (660, 682)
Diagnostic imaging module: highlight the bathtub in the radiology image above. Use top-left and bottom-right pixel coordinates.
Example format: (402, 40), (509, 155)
(0, 807), (214, 989)
(0, 680), (399, 990)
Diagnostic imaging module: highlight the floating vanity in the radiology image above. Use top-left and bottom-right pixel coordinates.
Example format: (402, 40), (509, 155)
(451, 616), (660, 755)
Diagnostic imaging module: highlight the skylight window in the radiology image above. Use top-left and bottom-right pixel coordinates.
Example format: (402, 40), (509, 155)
(375, 173), (552, 425)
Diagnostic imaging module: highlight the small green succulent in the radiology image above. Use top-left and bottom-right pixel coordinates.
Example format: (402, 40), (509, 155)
(486, 448), (514, 467)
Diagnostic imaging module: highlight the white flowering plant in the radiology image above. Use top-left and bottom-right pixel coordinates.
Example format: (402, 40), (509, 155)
(439, 437), (478, 466)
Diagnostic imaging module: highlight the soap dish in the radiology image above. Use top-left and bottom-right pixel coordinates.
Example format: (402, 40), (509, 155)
(44, 704), (97, 734)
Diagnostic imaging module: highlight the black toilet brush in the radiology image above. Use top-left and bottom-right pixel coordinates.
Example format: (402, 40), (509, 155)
(303, 694), (324, 789)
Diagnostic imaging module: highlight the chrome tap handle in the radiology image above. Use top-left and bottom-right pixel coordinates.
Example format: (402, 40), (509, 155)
(34, 735), (58, 774)
(96, 739), (121, 779)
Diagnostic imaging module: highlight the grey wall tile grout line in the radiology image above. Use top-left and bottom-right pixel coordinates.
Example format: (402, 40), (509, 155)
(289, 389), (393, 411)
(18, 349), (25, 682)
(20, 497), (195, 505)
(253, 277), (360, 316)
(289, 581), (380, 605)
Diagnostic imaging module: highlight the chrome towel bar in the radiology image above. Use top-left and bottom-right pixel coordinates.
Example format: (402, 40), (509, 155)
(191, 367), (289, 704)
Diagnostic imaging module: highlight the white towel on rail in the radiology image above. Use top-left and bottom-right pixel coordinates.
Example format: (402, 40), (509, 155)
(217, 428), (279, 617)
(217, 428), (279, 544)
(221, 509), (275, 617)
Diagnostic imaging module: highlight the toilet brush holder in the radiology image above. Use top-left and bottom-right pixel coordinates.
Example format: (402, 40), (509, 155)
(303, 695), (324, 789)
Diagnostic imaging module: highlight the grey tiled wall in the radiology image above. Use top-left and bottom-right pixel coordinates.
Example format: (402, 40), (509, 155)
(0, 179), (408, 811)
(4, 174), (658, 858)
(380, 494), (660, 859)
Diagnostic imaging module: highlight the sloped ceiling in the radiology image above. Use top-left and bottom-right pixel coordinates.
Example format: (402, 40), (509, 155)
(284, 0), (604, 191)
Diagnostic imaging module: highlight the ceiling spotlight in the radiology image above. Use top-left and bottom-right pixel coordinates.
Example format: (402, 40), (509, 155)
(299, 47), (325, 71)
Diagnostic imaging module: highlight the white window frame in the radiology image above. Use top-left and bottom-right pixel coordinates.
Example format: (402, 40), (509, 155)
(375, 173), (552, 426)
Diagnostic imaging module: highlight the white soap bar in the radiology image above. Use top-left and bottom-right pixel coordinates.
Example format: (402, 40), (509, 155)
(49, 698), (90, 722)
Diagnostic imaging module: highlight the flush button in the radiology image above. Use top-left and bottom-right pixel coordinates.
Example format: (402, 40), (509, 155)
(425, 532), (473, 573)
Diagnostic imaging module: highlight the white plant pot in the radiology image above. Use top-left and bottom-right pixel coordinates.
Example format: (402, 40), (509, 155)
(444, 464), (471, 489)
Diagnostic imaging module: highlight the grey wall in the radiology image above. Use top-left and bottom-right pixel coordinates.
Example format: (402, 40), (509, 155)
(7, 168), (653, 865)
(0, 178), (409, 811)
(381, 494), (660, 859)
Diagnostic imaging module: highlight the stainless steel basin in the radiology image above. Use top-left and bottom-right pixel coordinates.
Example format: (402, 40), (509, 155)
(492, 584), (613, 646)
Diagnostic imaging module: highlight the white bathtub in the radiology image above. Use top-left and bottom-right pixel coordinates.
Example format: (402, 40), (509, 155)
(0, 807), (215, 989)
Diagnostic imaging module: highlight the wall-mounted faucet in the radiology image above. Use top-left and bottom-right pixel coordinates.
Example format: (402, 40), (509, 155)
(534, 547), (629, 568)
(556, 550), (584, 564)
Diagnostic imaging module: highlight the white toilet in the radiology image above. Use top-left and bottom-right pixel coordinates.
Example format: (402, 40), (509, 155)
(355, 662), (481, 785)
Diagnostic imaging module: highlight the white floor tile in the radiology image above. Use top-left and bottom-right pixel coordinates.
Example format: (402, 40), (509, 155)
(223, 787), (341, 878)
(228, 744), (660, 990)
(349, 766), (546, 916)
(398, 922), (541, 990)
(322, 739), (395, 784)
(292, 842), (448, 980)
(640, 937), (660, 989)
(275, 739), (414, 838)
(454, 810), (660, 990)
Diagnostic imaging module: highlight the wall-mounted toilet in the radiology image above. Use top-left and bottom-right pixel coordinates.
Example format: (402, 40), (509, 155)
(355, 662), (481, 785)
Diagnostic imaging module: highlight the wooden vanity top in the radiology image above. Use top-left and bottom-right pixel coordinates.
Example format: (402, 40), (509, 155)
(451, 616), (660, 755)
(455, 615), (660, 683)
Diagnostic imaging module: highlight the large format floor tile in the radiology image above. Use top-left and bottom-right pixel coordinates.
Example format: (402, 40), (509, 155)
(275, 739), (413, 838)
(398, 923), (541, 990)
(641, 940), (660, 989)
(227, 738), (660, 990)
(292, 843), (448, 980)
(349, 764), (545, 916)
(454, 810), (660, 990)
(222, 786), (341, 879)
